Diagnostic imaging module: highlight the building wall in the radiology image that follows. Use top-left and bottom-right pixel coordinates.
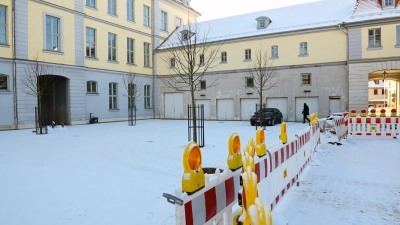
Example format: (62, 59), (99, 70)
(0, 59), (14, 129)
(361, 23), (400, 59)
(0, 0), (12, 58)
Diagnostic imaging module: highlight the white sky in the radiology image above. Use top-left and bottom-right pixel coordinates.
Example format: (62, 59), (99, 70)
(191, 0), (321, 22)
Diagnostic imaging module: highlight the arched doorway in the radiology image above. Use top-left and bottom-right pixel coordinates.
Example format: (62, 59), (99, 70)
(368, 70), (400, 115)
(40, 75), (69, 125)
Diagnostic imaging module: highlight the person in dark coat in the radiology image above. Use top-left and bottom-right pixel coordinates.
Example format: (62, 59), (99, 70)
(302, 103), (310, 124)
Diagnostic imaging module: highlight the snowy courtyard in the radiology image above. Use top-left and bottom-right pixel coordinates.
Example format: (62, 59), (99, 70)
(0, 120), (399, 225)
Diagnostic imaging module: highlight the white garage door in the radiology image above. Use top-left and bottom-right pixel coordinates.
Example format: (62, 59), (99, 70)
(240, 99), (259, 120)
(217, 99), (234, 120)
(164, 93), (184, 119)
(266, 97), (288, 121)
(295, 97), (319, 122)
(195, 99), (211, 120)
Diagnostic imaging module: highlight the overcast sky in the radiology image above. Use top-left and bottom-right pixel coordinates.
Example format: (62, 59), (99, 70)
(191, 0), (320, 22)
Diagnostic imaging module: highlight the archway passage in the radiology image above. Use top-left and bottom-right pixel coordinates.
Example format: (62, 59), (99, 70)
(40, 75), (69, 125)
(368, 70), (400, 115)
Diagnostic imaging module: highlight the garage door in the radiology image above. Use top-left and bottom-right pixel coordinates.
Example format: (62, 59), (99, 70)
(266, 97), (288, 121)
(164, 93), (184, 119)
(217, 99), (234, 120)
(195, 99), (211, 120)
(240, 99), (258, 120)
(295, 97), (319, 122)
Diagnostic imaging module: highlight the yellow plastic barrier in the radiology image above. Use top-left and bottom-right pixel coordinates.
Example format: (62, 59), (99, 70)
(248, 198), (272, 225)
(279, 122), (287, 144)
(227, 132), (243, 171)
(182, 142), (205, 194)
(255, 127), (267, 157)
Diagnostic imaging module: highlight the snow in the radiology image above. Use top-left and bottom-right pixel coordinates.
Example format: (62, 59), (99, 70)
(1, 119), (399, 224)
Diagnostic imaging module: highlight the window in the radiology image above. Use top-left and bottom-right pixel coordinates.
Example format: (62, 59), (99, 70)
(87, 81), (97, 93)
(246, 77), (254, 87)
(383, 0), (394, 7)
(368, 28), (381, 47)
(86, 0), (96, 8)
(374, 89), (378, 95)
(396, 26), (400, 45)
(143, 5), (150, 27)
(221, 51), (227, 62)
(200, 80), (206, 90)
(128, 83), (136, 109)
(381, 89), (385, 95)
(108, 33), (116, 61)
(127, 38), (134, 64)
(127, 0), (134, 21)
(144, 85), (151, 108)
(301, 74), (311, 85)
(245, 49), (251, 60)
(109, 82), (118, 109)
(144, 42), (150, 67)
(374, 80), (380, 84)
(256, 16), (271, 30)
(199, 54), (204, 66)
(271, 46), (278, 58)
(45, 15), (60, 51)
(259, 20), (265, 29)
(170, 58), (175, 67)
(0, 75), (8, 90)
(161, 11), (168, 31)
(0, 5), (6, 44)
(86, 28), (96, 57)
(300, 42), (308, 55)
(108, 0), (116, 15)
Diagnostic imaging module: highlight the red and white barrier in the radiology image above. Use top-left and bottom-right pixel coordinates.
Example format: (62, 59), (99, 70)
(172, 122), (321, 225)
(333, 116), (348, 142)
(348, 117), (399, 137)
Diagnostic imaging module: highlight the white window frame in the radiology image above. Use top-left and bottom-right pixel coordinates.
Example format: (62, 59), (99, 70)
(87, 80), (98, 93)
(0, 74), (8, 91)
(199, 54), (204, 66)
(127, 38), (134, 64)
(259, 20), (265, 29)
(109, 82), (118, 109)
(144, 84), (151, 109)
(221, 51), (227, 62)
(300, 42), (308, 55)
(86, 27), (96, 58)
(144, 42), (150, 67)
(271, 45), (278, 58)
(368, 28), (381, 47)
(86, 0), (96, 8)
(200, 80), (206, 90)
(245, 49), (251, 60)
(396, 26), (400, 45)
(383, 0), (394, 7)
(0, 5), (7, 45)
(143, 5), (150, 27)
(161, 10), (168, 32)
(108, 33), (117, 61)
(246, 77), (254, 87)
(108, 0), (117, 15)
(127, 0), (134, 21)
(301, 73), (311, 85)
(44, 13), (62, 52)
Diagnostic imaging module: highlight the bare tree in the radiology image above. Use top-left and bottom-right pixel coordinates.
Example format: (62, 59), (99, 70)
(158, 22), (223, 143)
(121, 70), (142, 125)
(246, 47), (279, 127)
(21, 57), (54, 134)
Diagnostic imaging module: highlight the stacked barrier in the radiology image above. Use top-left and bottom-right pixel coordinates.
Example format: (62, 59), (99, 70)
(167, 113), (321, 225)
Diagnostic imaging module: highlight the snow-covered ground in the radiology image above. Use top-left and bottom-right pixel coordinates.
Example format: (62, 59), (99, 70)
(0, 120), (399, 225)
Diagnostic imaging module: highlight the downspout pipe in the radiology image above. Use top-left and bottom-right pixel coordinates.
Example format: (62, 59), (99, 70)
(339, 22), (349, 112)
(12, 0), (18, 129)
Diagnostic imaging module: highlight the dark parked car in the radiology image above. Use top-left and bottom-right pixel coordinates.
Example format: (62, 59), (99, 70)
(250, 108), (283, 126)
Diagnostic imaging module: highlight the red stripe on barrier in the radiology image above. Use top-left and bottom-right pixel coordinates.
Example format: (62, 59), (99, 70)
(270, 204), (273, 211)
(386, 118), (391, 123)
(291, 142), (295, 156)
(366, 133), (371, 136)
(225, 177), (235, 206)
(264, 158), (268, 178)
(269, 155), (273, 172)
(386, 133), (392, 136)
(366, 118), (371, 124)
(286, 145), (290, 159)
(274, 151), (279, 169)
(287, 183), (290, 190)
(292, 178), (295, 185)
(275, 195), (280, 204)
(280, 148), (284, 164)
(397, 118), (399, 123)
(357, 118), (361, 124)
(377, 133), (381, 136)
(185, 201), (194, 225)
(356, 133), (362, 135)
(281, 189), (285, 197)
(205, 188), (217, 221)
(376, 118), (381, 124)
(255, 163), (260, 183)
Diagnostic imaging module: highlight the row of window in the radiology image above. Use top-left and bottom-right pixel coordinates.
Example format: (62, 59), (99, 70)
(86, 0), (180, 31)
(244, 74), (311, 88)
(369, 27), (400, 47)
(373, 88), (387, 95)
(87, 81), (152, 109)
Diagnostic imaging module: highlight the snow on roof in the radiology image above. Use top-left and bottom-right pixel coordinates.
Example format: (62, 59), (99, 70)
(344, 0), (400, 23)
(159, 0), (356, 49)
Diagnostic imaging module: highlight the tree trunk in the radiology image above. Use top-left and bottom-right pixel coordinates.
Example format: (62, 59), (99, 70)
(259, 87), (263, 128)
(191, 89), (197, 143)
(38, 95), (42, 134)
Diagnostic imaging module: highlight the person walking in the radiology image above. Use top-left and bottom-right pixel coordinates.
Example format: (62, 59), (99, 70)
(302, 103), (310, 124)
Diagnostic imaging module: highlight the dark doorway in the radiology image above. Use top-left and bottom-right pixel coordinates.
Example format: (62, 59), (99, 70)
(40, 75), (69, 125)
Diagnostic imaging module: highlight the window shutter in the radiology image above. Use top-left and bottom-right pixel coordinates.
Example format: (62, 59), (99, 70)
(377, 0), (382, 7)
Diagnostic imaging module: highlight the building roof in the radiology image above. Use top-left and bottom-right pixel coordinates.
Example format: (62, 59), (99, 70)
(344, 0), (400, 23)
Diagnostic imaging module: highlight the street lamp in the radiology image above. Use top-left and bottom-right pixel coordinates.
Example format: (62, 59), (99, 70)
(382, 70), (388, 107)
